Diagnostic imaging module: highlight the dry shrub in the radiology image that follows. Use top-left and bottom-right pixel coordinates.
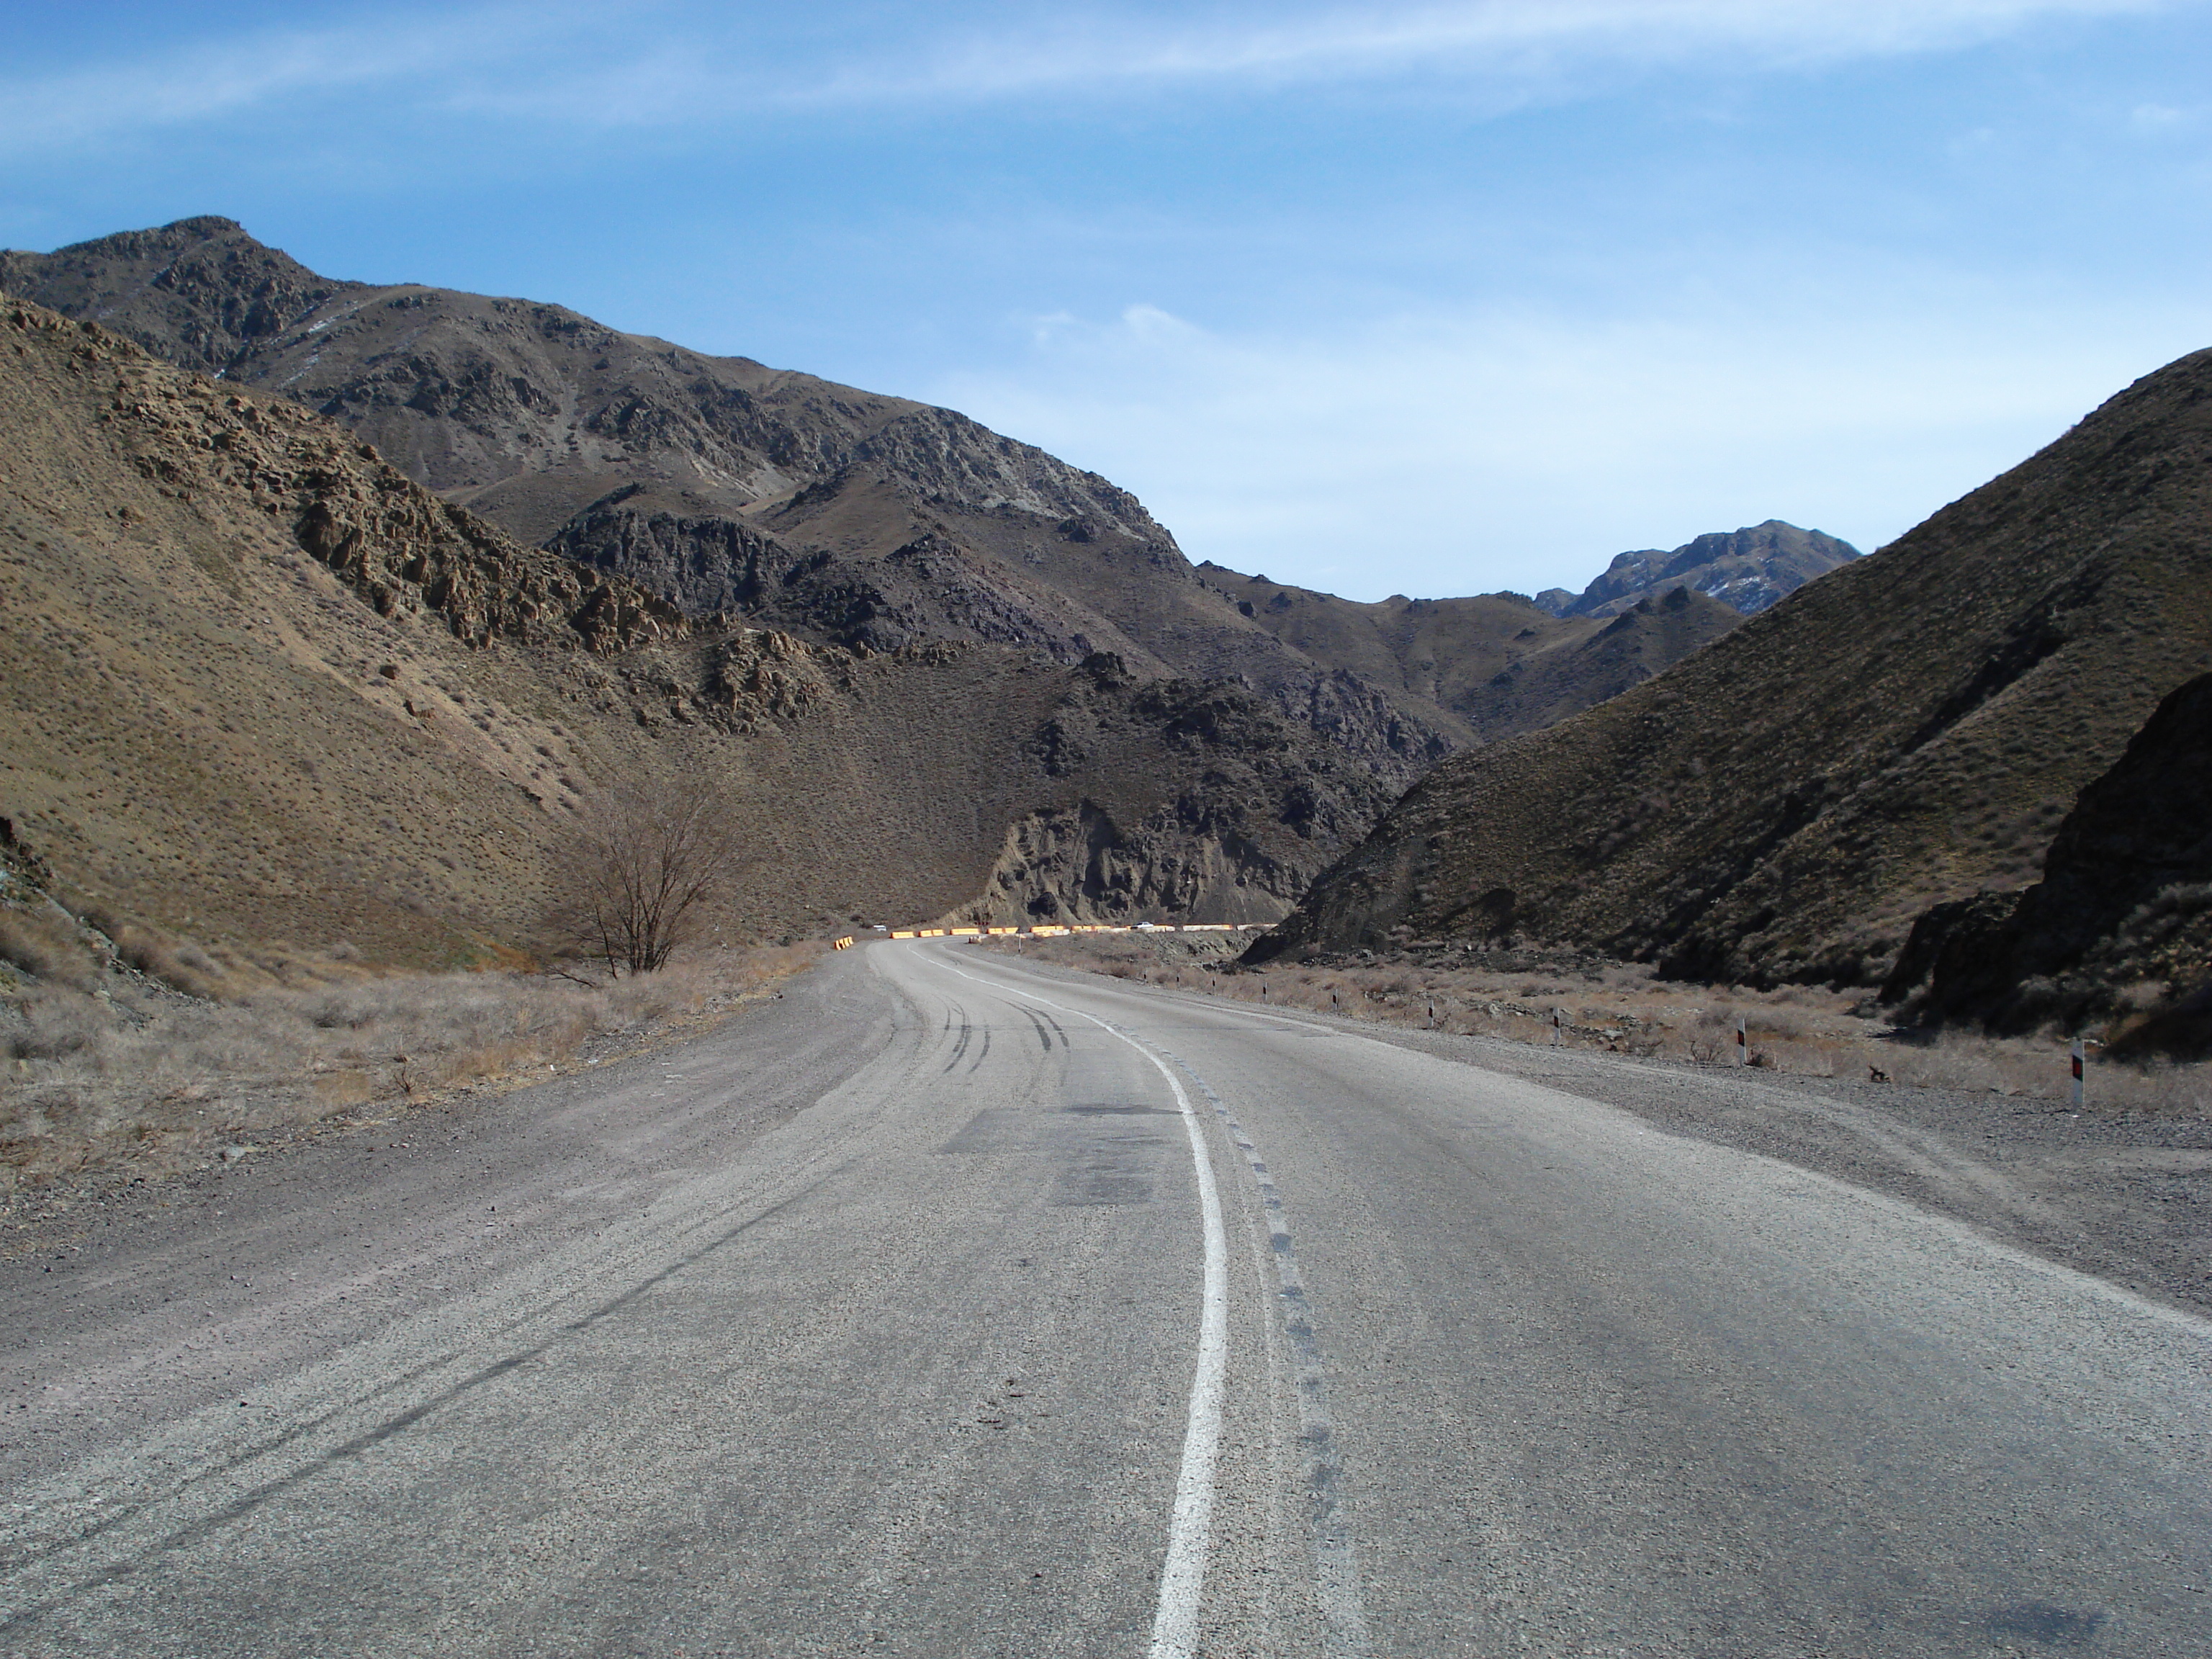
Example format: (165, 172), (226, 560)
(109, 924), (235, 999)
(0, 907), (96, 989)
(5, 987), (109, 1061)
(0, 943), (815, 1193)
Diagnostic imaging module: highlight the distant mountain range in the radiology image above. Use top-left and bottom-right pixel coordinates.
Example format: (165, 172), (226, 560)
(1, 217), (1845, 786)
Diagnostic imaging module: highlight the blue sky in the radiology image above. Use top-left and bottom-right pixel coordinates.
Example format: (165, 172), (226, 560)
(4, 1), (2210, 600)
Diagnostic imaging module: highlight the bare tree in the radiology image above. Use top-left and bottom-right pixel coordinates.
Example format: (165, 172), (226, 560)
(553, 775), (743, 976)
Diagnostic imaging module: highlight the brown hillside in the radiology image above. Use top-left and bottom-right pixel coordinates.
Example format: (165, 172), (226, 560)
(0, 297), (1391, 963)
(1889, 672), (2212, 1049)
(1254, 348), (2212, 986)
(0, 219), (1455, 781)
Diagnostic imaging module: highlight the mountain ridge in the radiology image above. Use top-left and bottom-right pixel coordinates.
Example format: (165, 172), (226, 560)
(3, 217), (1794, 785)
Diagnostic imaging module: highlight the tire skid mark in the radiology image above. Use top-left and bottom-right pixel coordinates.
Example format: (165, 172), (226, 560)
(0, 1161), (858, 1628)
(966, 1026), (992, 1073)
(940, 1002), (974, 1074)
(929, 948), (1370, 1658)
(925, 952), (1227, 1659)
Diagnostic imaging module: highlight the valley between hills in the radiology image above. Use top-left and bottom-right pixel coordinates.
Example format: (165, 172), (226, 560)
(1, 215), (2208, 1197)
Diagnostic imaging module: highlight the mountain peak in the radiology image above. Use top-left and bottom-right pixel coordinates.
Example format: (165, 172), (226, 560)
(1542, 520), (1859, 619)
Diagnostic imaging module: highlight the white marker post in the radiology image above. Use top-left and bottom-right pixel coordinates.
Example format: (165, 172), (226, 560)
(1736, 1015), (1748, 1067)
(2071, 1038), (2086, 1110)
(1551, 1007), (1563, 1046)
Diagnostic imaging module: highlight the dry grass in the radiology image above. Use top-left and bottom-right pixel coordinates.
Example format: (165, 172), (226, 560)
(0, 941), (818, 1193)
(984, 934), (2212, 1117)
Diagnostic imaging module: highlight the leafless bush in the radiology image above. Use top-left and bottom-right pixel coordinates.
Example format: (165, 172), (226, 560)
(551, 777), (745, 976)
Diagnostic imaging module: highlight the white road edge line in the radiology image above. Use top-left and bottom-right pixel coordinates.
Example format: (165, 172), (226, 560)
(929, 953), (1228, 1659)
(1154, 1044), (1373, 1659)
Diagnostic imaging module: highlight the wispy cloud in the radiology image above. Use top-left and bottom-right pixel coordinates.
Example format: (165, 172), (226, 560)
(781, 0), (2168, 107)
(0, 0), (2169, 151)
(935, 281), (2211, 598)
(0, 7), (542, 152)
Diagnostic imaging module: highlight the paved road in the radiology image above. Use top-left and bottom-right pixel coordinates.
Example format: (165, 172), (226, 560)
(4, 942), (2208, 1656)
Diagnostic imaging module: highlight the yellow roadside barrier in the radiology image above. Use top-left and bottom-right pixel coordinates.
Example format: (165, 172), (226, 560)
(949, 927), (981, 936)
(890, 930), (917, 939)
(832, 935), (855, 950)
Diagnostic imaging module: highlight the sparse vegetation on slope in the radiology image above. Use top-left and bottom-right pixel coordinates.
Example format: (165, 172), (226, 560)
(1192, 567), (1744, 742)
(1889, 671), (2212, 1051)
(1255, 346), (2212, 992)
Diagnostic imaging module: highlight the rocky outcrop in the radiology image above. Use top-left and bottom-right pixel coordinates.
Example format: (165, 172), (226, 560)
(1536, 521), (1858, 619)
(1886, 672), (2212, 1051)
(546, 486), (788, 616)
(7, 301), (691, 655)
(961, 802), (1301, 925)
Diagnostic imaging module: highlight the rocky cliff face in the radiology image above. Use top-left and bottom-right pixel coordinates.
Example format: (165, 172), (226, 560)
(1535, 521), (1858, 619)
(1887, 672), (2212, 1051)
(1253, 349), (2212, 986)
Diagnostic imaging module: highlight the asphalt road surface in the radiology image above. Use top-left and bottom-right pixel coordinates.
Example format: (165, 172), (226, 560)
(4, 941), (2208, 1657)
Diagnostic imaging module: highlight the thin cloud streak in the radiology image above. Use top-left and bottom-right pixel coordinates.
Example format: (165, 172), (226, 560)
(935, 290), (2210, 599)
(0, 0), (2170, 150)
(791, 0), (2167, 108)
(0, 7), (542, 152)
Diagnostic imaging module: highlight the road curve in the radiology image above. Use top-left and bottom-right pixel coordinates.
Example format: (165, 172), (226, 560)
(2, 940), (2208, 1656)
